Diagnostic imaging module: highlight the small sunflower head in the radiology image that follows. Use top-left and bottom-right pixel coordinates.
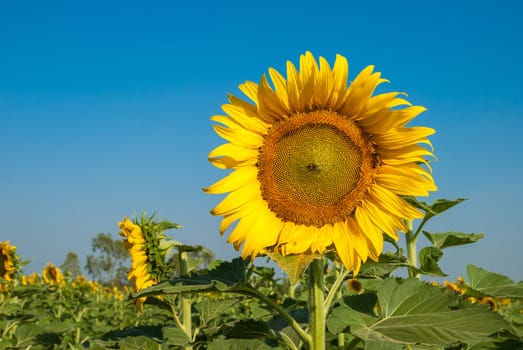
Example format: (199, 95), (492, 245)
(42, 263), (64, 285)
(479, 297), (498, 312)
(118, 213), (180, 312)
(348, 278), (363, 294)
(0, 241), (20, 288)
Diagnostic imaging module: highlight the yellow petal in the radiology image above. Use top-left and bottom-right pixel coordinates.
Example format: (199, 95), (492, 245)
(213, 124), (264, 149)
(314, 56), (333, 108)
(221, 104), (269, 135)
(204, 166), (258, 194)
(268, 67), (290, 110)
(329, 54), (349, 109)
(286, 60), (303, 111)
(257, 74), (288, 122)
(369, 184), (423, 220)
(211, 181), (261, 216)
(239, 81), (259, 104)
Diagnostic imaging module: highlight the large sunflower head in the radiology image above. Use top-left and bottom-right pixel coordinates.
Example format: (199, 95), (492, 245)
(205, 52), (436, 274)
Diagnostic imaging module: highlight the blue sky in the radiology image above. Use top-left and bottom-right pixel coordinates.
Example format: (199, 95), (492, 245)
(1, 0), (522, 281)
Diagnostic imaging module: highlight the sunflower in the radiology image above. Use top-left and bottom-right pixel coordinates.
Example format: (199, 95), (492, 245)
(119, 217), (156, 311)
(1, 241), (18, 291)
(205, 52), (436, 273)
(42, 263), (64, 284)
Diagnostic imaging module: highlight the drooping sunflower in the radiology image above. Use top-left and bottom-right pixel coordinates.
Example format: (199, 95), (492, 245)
(119, 217), (155, 311)
(119, 215), (178, 311)
(205, 52), (436, 273)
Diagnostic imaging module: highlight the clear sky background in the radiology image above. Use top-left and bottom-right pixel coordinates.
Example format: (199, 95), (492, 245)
(1, 0), (522, 281)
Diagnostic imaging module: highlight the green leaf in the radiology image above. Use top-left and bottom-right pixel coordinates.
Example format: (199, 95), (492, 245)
(365, 342), (405, 350)
(423, 231), (484, 249)
(117, 336), (162, 350)
(341, 293), (379, 315)
(404, 196), (435, 213)
(162, 326), (191, 346)
(102, 326), (163, 342)
(196, 298), (239, 325)
(227, 319), (275, 340)
(330, 278), (510, 346)
(359, 252), (415, 279)
(157, 220), (182, 232)
(207, 338), (275, 350)
(406, 197), (466, 221)
(468, 339), (523, 350)
(429, 198), (467, 216)
(40, 320), (76, 334)
(327, 304), (375, 334)
(418, 247), (447, 276)
(14, 323), (42, 344)
(267, 252), (319, 286)
(134, 257), (248, 297)
(467, 265), (523, 298)
(355, 308), (507, 345)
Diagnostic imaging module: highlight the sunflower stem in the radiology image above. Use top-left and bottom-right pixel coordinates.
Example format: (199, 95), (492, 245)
(309, 258), (325, 350)
(232, 286), (311, 347)
(178, 250), (193, 350)
(405, 220), (420, 279)
(324, 264), (349, 313)
(331, 265), (349, 349)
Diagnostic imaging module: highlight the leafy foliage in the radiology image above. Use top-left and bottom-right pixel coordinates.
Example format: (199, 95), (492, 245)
(2, 200), (522, 349)
(328, 278), (508, 346)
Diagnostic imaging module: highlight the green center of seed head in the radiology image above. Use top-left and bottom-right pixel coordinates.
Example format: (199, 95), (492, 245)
(272, 123), (362, 207)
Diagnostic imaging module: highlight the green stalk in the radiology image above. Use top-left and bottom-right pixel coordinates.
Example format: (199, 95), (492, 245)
(405, 220), (420, 279)
(346, 336), (362, 349)
(178, 250), (193, 350)
(330, 265), (349, 349)
(233, 286), (311, 347)
(324, 265), (349, 314)
(309, 258), (325, 350)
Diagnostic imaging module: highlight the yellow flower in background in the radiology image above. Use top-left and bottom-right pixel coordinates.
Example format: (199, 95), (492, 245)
(42, 263), (64, 284)
(21, 272), (39, 286)
(205, 52), (436, 273)
(347, 278), (362, 294)
(1, 241), (19, 292)
(0, 241), (17, 283)
(89, 280), (100, 293)
(119, 217), (156, 311)
(478, 297), (498, 312)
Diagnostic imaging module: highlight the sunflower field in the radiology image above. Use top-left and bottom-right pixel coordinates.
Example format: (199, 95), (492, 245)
(1, 52), (522, 349)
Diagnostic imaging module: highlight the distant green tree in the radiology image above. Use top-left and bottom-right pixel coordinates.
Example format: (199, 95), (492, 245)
(60, 252), (81, 278)
(85, 233), (129, 287)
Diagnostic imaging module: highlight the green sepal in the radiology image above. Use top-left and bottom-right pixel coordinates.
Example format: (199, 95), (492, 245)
(267, 252), (319, 287)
